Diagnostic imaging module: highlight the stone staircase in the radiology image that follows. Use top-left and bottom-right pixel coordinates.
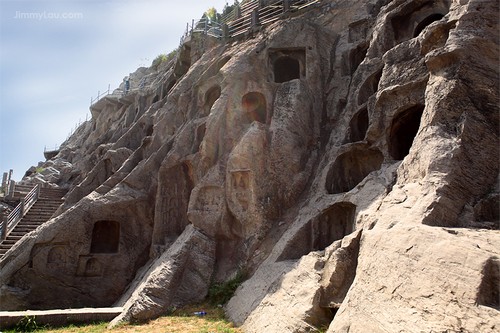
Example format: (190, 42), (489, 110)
(0, 187), (66, 259)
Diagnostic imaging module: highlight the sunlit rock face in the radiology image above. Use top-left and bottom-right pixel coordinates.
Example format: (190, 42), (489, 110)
(1, 0), (499, 332)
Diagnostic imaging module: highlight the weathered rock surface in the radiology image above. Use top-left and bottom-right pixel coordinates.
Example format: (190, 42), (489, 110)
(1, 0), (498, 332)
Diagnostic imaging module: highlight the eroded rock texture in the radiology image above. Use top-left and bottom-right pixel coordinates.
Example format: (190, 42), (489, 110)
(1, 0), (498, 332)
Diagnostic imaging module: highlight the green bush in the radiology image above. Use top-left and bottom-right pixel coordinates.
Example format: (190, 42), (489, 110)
(15, 315), (40, 332)
(207, 271), (246, 306)
(152, 49), (178, 70)
(152, 54), (168, 69)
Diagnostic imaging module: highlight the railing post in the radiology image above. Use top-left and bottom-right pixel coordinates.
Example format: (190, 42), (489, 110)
(7, 180), (15, 199)
(235, 4), (241, 19)
(283, 0), (290, 12)
(251, 7), (260, 29)
(20, 197), (25, 216)
(1, 216), (7, 241)
(1, 172), (7, 194)
(223, 23), (229, 39)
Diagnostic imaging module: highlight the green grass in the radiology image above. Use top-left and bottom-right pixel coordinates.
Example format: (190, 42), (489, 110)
(2, 303), (241, 333)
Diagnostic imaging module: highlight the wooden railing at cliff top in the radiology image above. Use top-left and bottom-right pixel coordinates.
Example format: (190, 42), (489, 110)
(91, 0), (319, 108)
(182, 0), (320, 41)
(0, 184), (40, 241)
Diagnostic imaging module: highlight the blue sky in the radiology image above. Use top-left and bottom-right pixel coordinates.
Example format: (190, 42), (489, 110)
(0, 0), (229, 181)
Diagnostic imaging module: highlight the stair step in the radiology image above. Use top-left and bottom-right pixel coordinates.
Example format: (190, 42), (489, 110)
(5, 237), (22, 241)
(1, 185), (67, 255)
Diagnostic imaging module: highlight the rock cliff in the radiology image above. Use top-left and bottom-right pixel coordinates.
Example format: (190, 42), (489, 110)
(1, 0), (498, 332)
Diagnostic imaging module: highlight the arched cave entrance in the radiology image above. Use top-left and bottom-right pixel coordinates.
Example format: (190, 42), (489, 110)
(242, 92), (267, 123)
(90, 220), (120, 253)
(414, 13), (445, 37)
(342, 42), (369, 76)
(204, 86), (221, 116)
(278, 202), (357, 260)
(326, 147), (384, 194)
(391, 1), (450, 43)
(345, 107), (369, 143)
(389, 104), (424, 160)
(274, 56), (301, 83)
(358, 68), (383, 105)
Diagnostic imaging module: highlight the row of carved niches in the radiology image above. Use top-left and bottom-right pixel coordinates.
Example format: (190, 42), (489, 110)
(334, 103), (423, 194)
(37, 220), (120, 278)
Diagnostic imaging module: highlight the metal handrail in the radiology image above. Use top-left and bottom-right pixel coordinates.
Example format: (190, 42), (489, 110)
(0, 184), (40, 241)
(90, 84), (112, 105)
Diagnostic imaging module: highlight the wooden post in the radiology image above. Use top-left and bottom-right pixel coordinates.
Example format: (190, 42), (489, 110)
(251, 7), (260, 28)
(1, 172), (7, 194)
(283, 0), (290, 12)
(7, 180), (15, 199)
(235, 4), (241, 19)
(20, 198), (25, 216)
(1, 216), (7, 241)
(223, 23), (229, 39)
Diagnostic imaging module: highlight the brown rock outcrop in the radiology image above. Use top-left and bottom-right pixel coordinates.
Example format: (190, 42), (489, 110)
(1, 0), (498, 332)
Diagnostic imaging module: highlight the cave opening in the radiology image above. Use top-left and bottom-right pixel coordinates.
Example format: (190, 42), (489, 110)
(346, 43), (369, 76)
(152, 95), (159, 104)
(242, 92), (267, 124)
(274, 56), (301, 83)
(358, 68), (383, 105)
(414, 13), (445, 37)
(278, 202), (357, 260)
(326, 148), (384, 194)
(315, 202), (356, 251)
(204, 86), (221, 116)
(346, 107), (369, 143)
(90, 220), (120, 253)
(391, 0), (450, 44)
(389, 105), (424, 160)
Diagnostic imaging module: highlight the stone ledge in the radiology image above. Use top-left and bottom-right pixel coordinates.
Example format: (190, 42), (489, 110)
(0, 307), (123, 330)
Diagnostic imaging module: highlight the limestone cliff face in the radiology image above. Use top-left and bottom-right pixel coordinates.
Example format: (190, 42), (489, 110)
(1, 0), (499, 332)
